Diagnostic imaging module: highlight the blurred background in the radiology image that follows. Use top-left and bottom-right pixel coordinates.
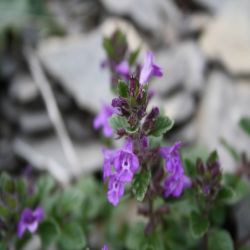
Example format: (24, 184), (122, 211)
(0, 0), (250, 184)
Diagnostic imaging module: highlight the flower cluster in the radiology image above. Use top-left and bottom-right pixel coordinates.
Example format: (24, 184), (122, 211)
(194, 152), (222, 199)
(98, 44), (192, 208)
(103, 139), (139, 206)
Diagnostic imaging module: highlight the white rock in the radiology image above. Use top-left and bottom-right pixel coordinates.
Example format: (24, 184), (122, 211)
(101, 0), (182, 43)
(9, 74), (39, 103)
(197, 71), (250, 172)
(14, 136), (103, 184)
(200, 0), (250, 74)
(153, 41), (205, 95)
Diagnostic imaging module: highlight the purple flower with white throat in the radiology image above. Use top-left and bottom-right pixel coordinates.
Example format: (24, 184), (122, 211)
(139, 51), (163, 85)
(17, 207), (44, 238)
(107, 176), (125, 206)
(94, 104), (116, 137)
(114, 139), (139, 182)
(102, 138), (140, 206)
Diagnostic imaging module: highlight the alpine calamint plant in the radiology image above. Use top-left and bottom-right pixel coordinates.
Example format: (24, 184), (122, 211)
(97, 31), (191, 231)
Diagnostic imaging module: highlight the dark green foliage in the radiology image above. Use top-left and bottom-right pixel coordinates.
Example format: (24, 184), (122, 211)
(239, 116), (250, 136)
(208, 229), (234, 250)
(190, 211), (209, 237)
(118, 80), (129, 98)
(150, 115), (174, 137)
(132, 170), (151, 202)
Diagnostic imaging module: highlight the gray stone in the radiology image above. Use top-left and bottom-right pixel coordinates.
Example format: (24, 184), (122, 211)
(9, 74), (39, 104)
(162, 92), (195, 125)
(233, 194), (250, 244)
(153, 41), (205, 96)
(101, 0), (182, 44)
(38, 30), (113, 114)
(14, 136), (104, 184)
(197, 71), (250, 172)
(200, 0), (250, 74)
(65, 115), (94, 142)
(48, 0), (101, 33)
(193, 0), (232, 12)
(18, 111), (53, 135)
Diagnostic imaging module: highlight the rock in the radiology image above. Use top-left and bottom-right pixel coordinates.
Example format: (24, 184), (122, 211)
(197, 71), (250, 172)
(14, 136), (104, 184)
(0, 138), (17, 171)
(193, 0), (232, 13)
(200, 0), (250, 75)
(65, 114), (94, 142)
(9, 74), (39, 104)
(153, 41), (206, 96)
(162, 92), (195, 125)
(48, 0), (101, 33)
(38, 30), (113, 113)
(184, 14), (212, 35)
(18, 111), (53, 136)
(101, 0), (182, 44)
(233, 194), (250, 245)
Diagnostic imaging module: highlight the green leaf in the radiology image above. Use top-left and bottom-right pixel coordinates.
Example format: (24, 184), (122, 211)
(208, 229), (234, 250)
(4, 194), (17, 209)
(118, 80), (128, 98)
(190, 211), (209, 238)
(223, 174), (250, 204)
(103, 37), (114, 58)
(150, 116), (174, 137)
(216, 186), (235, 203)
(132, 170), (151, 202)
(207, 150), (219, 165)
(184, 159), (196, 177)
(58, 223), (86, 250)
(0, 173), (15, 193)
(239, 117), (250, 136)
(16, 179), (27, 196)
(129, 48), (140, 65)
(148, 135), (162, 149)
(220, 138), (241, 162)
(0, 203), (9, 218)
(0, 242), (7, 250)
(109, 115), (129, 130)
(39, 219), (60, 247)
(36, 175), (56, 199)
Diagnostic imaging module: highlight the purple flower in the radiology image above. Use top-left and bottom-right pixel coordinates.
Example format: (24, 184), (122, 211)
(139, 51), (163, 85)
(160, 142), (190, 197)
(115, 60), (130, 78)
(102, 245), (109, 250)
(102, 138), (140, 206)
(113, 139), (139, 182)
(160, 142), (183, 176)
(164, 175), (191, 197)
(103, 148), (117, 180)
(107, 176), (125, 206)
(94, 105), (116, 137)
(17, 207), (44, 238)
